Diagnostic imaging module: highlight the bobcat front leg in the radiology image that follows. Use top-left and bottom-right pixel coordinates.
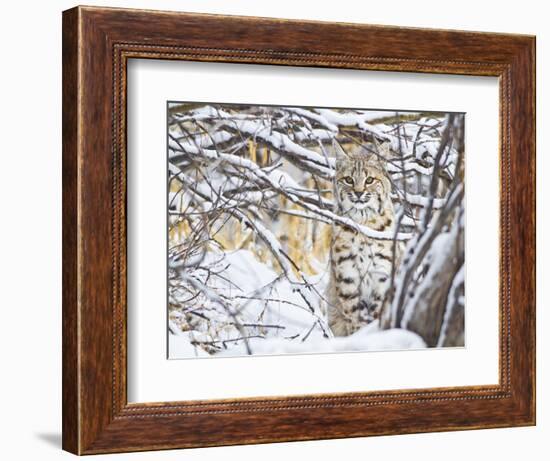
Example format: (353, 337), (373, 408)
(327, 238), (362, 336)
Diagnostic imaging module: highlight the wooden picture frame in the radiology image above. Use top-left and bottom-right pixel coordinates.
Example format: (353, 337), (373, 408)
(62, 5), (536, 455)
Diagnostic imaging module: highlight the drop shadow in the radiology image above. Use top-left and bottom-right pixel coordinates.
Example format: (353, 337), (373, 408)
(36, 432), (62, 448)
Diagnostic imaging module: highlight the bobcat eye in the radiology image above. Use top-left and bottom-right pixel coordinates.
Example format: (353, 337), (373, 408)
(365, 177), (374, 185)
(343, 176), (354, 185)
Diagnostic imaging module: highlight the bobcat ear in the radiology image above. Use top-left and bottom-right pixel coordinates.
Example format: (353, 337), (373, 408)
(332, 139), (348, 160)
(374, 138), (392, 159)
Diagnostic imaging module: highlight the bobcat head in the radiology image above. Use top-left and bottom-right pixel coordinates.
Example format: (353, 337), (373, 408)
(333, 140), (392, 220)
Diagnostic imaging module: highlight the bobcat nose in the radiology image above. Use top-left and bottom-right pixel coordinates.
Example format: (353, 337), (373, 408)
(354, 191), (363, 198)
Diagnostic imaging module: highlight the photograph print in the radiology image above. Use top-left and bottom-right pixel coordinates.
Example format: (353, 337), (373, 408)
(167, 102), (465, 359)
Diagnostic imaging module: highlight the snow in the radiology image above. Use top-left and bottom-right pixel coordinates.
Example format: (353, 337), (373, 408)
(174, 130), (234, 149)
(171, 248), (329, 347)
(315, 108), (392, 141)
(169, 332), (211, 358)
(286, 107), (339, 132)
(169, 322), (427, 358)
(401, 193), (446, 208)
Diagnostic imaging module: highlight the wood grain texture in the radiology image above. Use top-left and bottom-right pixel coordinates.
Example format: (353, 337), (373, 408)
(62, 5), (536, 455)
(62, 7), (79, 454)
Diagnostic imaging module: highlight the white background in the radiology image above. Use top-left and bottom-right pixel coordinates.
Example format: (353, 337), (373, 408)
(0, 1), (546, 460)
(128, 60), (499, 402)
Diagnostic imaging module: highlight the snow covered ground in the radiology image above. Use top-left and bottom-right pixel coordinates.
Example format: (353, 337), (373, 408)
(168, 248), (427, 359)
(169, 321), (426, 359)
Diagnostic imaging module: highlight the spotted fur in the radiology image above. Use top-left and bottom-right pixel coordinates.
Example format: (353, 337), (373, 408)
(326, 142), (402, 336)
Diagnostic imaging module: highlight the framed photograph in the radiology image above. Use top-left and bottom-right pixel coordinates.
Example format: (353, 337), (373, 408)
(62, 5), (535, 455)
(166, 102), (464, 359)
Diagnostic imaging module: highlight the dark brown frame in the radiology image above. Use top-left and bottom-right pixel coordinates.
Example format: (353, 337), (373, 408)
(62, 5), (536, 455)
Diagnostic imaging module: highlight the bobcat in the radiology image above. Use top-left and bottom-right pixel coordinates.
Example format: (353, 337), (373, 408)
(326, 141), (401, 336)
